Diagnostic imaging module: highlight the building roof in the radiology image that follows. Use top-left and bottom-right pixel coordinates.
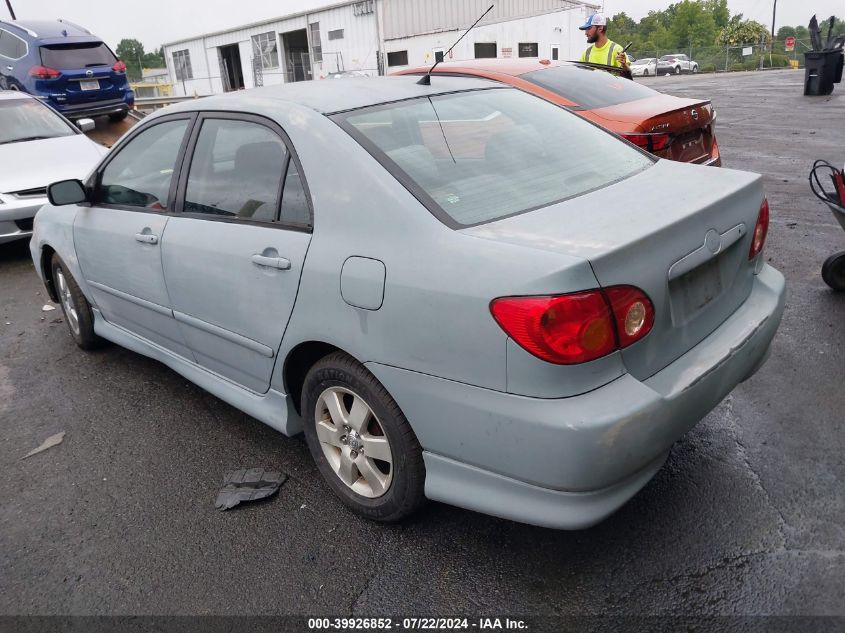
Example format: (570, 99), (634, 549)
(165, 74), (502, 115)
(161, 0), (360, 47)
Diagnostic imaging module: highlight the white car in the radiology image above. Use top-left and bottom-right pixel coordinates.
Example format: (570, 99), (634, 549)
(630, 57), (657, 77)
(0, 91), (108, 244)
(657, 54), (699, 75)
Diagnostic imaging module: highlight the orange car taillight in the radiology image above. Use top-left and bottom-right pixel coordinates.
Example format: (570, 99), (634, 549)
(620, 132), (672, 152)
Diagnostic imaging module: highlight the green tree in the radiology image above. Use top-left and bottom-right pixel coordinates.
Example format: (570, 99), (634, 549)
(703, 0), (730, 29)
(115, 38), (145, 81)
(671, 1), (717, 48)
(716, 19), (770, 46)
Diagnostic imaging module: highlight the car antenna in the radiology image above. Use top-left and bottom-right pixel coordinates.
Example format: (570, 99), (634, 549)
(417, 4), (494, 85)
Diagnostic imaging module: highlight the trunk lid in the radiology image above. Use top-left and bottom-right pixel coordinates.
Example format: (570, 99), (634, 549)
(591, 95), (717, 164)
(462, 159), (764, 380)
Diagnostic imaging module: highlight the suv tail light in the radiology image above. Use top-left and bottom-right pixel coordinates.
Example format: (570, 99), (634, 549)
(112, 60), (127, 73)
(620, 132), (671, 152)
(490, 286), (654, 365)
(29, 66), (61, 79)
(748, 198), (769, 260)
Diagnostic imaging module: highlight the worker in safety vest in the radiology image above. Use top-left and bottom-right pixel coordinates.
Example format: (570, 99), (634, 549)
(579, 13), (632, 79)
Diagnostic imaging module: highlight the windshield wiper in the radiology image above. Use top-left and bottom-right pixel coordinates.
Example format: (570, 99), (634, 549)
(0, 136), (53, 145)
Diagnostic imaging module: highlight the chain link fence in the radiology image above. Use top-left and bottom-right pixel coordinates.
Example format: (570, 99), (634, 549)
(630, 39), (814, 74)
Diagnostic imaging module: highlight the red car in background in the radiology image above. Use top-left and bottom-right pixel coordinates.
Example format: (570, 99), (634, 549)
(394, 59), (721, 166)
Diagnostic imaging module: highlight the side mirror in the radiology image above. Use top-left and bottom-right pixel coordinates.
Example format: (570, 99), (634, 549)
(48, 179), (88, 206)
(76, 118), (95, 133)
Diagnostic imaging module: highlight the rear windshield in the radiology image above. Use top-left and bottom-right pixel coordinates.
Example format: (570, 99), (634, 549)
(336, 88), (651, 227)
(40, 43), (116, 69)
(521, 64), (658, 109)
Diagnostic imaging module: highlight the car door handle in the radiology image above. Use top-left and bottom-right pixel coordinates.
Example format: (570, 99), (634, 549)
(135, 233), (159, 245)
(251, 254), (291, 270)
(5, 66), (12, 71)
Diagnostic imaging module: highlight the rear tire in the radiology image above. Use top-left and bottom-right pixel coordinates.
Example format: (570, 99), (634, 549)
(674, 66), (681, 75)
(301, 351), (426, 522)
(50, 254), (102, 350)
(108, 110), (128, 122)
(822, 251), (845, 291)
(643, 69), (649, 76)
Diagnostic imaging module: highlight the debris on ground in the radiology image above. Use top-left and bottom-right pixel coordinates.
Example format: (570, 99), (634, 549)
(214, 468), (287, 511)
(22, 431), (66, 460)
(41, 305), (56, 312)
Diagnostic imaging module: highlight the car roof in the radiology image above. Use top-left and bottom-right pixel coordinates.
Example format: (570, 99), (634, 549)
(165, 75), (503, 116)
(0, 19), (101, 44)
(401, 58), (570, 78)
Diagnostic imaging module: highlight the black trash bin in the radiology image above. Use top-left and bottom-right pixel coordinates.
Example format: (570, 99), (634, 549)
(804, 50), (844, 95)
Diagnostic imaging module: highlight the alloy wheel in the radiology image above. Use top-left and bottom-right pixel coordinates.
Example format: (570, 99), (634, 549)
(314, 386), (393, 498)
(56, 268), (81, 335)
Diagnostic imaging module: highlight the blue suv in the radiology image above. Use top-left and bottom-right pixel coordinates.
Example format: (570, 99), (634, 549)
(0, 19), (133, 121)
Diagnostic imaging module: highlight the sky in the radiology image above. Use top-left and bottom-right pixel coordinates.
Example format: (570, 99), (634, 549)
(4, 0), (840, 51)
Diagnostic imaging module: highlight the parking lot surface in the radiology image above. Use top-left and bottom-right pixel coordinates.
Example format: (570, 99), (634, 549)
(1, 69), (844, 619)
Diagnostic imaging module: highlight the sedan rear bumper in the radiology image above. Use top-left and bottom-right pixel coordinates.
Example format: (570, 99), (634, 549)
(367, 264), (785, 529)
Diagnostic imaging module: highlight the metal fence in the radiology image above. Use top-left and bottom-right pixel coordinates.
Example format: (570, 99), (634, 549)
(630, 39), (816, 74)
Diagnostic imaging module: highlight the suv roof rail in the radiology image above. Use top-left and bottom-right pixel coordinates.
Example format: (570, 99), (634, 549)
(56, 18), (92, 35)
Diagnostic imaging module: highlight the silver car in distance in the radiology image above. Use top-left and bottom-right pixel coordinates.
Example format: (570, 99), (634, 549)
(30, 76), (785, 529)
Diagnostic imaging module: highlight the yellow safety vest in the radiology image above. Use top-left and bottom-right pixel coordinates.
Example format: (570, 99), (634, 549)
(580, 40), (628, 67)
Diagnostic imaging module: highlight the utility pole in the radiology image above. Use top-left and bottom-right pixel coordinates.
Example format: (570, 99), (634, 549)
(5, 0), (16, 19)
(771, 0), (777, 42)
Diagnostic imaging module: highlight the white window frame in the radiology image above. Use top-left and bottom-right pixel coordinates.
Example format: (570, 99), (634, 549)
(172, 49), (193, 81)
(251, 31), (280, 70)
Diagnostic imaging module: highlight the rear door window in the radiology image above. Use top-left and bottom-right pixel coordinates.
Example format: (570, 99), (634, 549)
(40, 43), (117, 69)
(183, 118), (287, 222)
(521, 65), (658, 109)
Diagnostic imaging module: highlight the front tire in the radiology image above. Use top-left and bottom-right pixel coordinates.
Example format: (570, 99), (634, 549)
(692, 64), (699, 73)
(51, 254), (102, 350)
(674, 66), (681, 75)
(301, 351), (425, 522)
(822, 251), (845, 291)
(643, 69), (649, 76)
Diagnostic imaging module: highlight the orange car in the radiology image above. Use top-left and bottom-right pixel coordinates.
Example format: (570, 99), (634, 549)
(394, 59), (721, 166)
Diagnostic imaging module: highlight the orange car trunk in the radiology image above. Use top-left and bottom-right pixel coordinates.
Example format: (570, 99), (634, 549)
(588, 95), (719, 165)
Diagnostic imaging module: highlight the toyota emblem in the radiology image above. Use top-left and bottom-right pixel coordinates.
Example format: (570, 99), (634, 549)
(691, 109), (699, 120)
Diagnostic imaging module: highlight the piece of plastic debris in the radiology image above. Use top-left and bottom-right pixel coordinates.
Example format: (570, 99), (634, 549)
(300, 504), (307, 509)
(215, 468), (287, 511)
(42, 304), (56, 312)
(22, 431), (66, 459)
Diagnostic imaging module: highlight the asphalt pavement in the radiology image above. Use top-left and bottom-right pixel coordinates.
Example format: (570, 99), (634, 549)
(1, 69), (844, 624)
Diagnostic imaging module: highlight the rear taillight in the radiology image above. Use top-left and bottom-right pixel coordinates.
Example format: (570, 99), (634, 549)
(28, 65), (61, 79)
(112, 60), (126, 73)
(603, 286), (655, 348)
(620, 132), (671, 152)
(490, 286), (654, 365)
(748, 198), (769, 260)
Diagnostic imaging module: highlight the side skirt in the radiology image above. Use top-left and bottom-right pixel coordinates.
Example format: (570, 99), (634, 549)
(92, 308), (303, 436)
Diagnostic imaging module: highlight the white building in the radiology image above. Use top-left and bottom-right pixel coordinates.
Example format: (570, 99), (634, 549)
(162, 0), (599, 97)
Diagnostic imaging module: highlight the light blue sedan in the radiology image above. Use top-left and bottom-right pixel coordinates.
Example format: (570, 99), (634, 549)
(31, 76), (785, 529)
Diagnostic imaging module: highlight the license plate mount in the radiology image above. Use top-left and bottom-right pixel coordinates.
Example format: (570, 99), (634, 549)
(80, 80), (100, 91)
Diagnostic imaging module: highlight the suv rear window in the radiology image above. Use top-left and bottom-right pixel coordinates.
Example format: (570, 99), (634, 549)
(336, 88), (651, 227)
(521, 64), (658, 109)
(40, 43), (116, 69)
